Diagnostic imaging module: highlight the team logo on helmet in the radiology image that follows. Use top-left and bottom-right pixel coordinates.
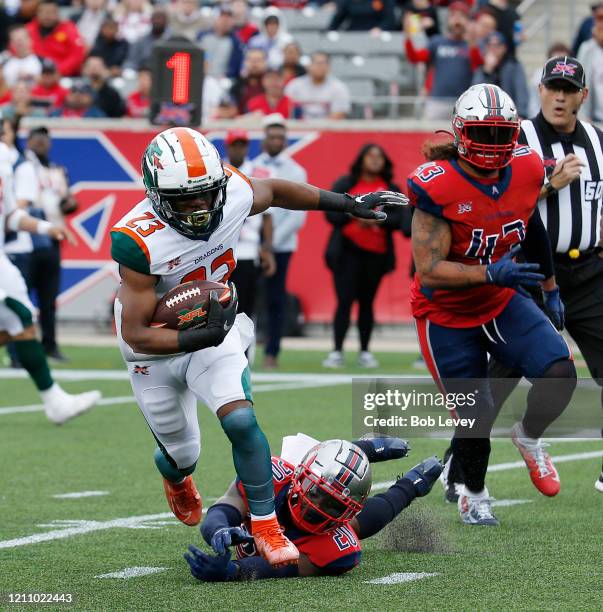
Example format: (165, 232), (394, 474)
(288, 440), (372, 534)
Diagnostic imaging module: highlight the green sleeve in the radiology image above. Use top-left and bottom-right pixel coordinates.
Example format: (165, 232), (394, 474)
(110, 230), (151, 275)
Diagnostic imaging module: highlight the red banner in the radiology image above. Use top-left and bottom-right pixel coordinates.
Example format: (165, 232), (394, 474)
(288, 130), (428, 323)
(55, 127), (433, 322)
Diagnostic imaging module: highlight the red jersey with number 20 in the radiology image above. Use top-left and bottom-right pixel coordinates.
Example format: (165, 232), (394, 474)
(408, 147), (544, 327)
(235, 457), (362, 574)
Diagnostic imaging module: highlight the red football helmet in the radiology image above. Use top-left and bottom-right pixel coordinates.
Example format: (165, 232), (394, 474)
(452, 83), (520, 170)
(288, 440), (372, 534)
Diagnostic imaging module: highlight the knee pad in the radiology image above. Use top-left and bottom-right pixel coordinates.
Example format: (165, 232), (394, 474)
(141, 387), (188, 436)
(220, 406), (257, 447)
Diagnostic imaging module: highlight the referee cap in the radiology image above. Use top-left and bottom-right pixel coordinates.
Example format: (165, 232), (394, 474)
(541, 56), (586, 89)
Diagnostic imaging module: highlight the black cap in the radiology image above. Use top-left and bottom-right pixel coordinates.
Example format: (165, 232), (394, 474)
(40, 58), (57, 73)
(70, 80), (94, 95)
(541, 56), (586, 89)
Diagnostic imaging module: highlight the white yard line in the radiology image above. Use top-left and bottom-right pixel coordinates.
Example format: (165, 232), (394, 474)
(53, 491), (109, 499)
(487, 450), (603, 472)
(365, 572), (439, 585)
(95, 567), (167, 579)
(0, 369), (356, 383)
(490, 499), (532, 507)
(371, 450), (603, 492)
(0, 375), (352, 416)
(0, 396), (134, 416)
(0, 512), (173, 549)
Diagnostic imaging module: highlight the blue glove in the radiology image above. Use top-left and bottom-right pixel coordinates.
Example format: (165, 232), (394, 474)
(356, 436), (410, 462)
(403, 456), (443, 497)
(542, 287), (565, 331)
(184, 545), (239, 582)
(210, 526), (254, 555)
(486, 244), (545, 297)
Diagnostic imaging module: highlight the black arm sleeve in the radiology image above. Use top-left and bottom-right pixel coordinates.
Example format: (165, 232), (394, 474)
(200, 503), (243, 547)
(522, 211), (555, 280)
(355, 477), (416, 540)
(324, 177), (353, 226)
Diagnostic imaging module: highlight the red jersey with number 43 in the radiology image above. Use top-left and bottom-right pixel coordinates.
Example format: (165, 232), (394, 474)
(407, 147), (545, 327)
(235, 457), (362, 574)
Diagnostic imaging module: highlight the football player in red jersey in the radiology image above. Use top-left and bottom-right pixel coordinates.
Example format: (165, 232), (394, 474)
(184, 437), (442, 581)
(408, 84), (577, 525)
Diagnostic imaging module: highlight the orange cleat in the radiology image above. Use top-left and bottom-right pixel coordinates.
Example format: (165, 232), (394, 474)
(251, 515), (299, 567)
(511, 423), (560, 497)
(163, 476), (202, 526)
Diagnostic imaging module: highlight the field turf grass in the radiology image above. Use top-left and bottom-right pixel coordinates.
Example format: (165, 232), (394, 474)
(0, 345), (601, 611)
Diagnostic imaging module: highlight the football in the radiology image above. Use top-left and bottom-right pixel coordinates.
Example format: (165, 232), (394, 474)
(151, 280), (231, 331)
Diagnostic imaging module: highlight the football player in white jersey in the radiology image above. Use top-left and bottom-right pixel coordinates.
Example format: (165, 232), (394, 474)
(0, 133), (101, 424)
(110, 127), (407, 567)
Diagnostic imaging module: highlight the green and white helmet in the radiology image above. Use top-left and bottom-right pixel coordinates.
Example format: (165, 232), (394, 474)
(141, 127), (228, 239)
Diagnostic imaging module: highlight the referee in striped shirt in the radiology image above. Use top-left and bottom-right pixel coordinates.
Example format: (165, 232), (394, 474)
(444, 57), (603, 499)
(497, 56), (603, 492)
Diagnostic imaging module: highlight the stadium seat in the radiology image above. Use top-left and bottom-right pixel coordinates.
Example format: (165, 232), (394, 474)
(331, 55), (401, 82)
(291, 31), (405, 57)
(281, 8), (334, 31)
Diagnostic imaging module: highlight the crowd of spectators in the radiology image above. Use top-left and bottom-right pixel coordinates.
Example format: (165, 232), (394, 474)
(0, 0), (599, 123)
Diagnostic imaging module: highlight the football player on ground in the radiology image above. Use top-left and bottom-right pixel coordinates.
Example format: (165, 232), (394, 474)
(409, 84), (576, 525)
(110, 127), (407, 566)
(0, 125), (101, 424)
(184, 436), (442, 581)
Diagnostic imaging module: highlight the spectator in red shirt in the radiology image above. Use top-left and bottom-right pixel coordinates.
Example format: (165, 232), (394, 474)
(323, 144), (403, 370)
(30, 58), (68, 113)
(231, 47), (267, 115)
(26, 0), (86, 76)
(232, 0), (259, 45)
(0, 70), (12, 106)
(247, 69), (295, 118)
(126, 65), (151, 118)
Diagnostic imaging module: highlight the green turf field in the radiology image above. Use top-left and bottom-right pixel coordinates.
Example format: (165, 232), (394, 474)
(0, 346), (601, 611)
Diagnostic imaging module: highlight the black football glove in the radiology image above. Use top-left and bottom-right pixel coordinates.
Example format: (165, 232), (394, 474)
(345, 191), (409, 220)
(403, 456), (443, 497)
(178, 283), (238, 352)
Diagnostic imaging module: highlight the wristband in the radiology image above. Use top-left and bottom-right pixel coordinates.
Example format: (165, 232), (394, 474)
(36, 220), (53, 235)
(318, 190), (351, 212)
(543, 181), (557, 198)
(177, 326), (223, 353)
